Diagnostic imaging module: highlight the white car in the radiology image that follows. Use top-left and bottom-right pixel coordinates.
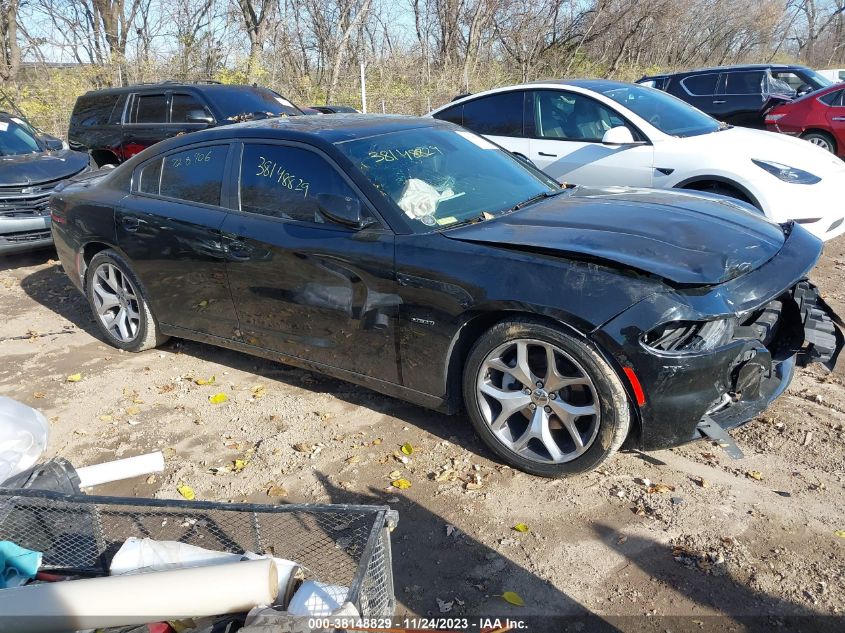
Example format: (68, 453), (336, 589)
(429, 80), (845, 241)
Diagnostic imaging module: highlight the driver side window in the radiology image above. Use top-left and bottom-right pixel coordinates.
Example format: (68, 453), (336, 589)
(531, 90), (627, 142)
(239, 143), (366, 225)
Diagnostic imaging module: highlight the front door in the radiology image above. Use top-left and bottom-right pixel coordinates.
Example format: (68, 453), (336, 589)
(116, 142), (239, 339)
(526, 90), (654, 187)
(221, 141), (400, 383)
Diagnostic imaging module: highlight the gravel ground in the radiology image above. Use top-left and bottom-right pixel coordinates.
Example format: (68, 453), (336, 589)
(1, 241), (844, 632)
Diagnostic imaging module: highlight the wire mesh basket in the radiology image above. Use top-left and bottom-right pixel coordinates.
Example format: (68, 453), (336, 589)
(0, 489), (397, 617)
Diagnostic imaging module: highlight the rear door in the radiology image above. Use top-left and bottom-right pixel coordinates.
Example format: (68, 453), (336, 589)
(675, 73), (722, 116)
(220, 141), (400, 382)
(719, 70), (767, 127)
(526, 89), (654, 186)
(117, 142), (239, 339)
(825, 89), (845, 151)
(121, 92), (169, 160)
(434, 91), (531, 161)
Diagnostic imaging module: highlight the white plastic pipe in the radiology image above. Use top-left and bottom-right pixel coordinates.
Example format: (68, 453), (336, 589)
(76, 451), (165, 488)
(0, 559), (278, 633)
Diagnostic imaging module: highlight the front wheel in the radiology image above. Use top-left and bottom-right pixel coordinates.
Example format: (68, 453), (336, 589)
(85, 250), (168, 352)
(463, 319), (630, 477)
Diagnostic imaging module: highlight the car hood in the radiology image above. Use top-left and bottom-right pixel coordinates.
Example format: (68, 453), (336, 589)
(0, 149), (89, 187)
(680, 126), (845, 177)
(442, 186), (787, 286)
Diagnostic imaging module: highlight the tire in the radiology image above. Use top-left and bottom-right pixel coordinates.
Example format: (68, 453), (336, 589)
(801, 131), (837, 155)
(462, 319), (630, 477)
(682, 182), (750, 204)
(85, 249), (168, 352)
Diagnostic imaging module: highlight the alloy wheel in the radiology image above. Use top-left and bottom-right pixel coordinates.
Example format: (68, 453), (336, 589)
(91, 263), (141, 343)
(476, 339), (600, 464)
(807, 136), (833, 152)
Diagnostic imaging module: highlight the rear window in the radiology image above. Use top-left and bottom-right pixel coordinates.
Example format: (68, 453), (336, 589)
(820, 90), (844, 106)
(724, 71), (765, 95)
(71, 93), (119, 128)
(131, 94), (168, 123)
(137, 144), (228, 206)
(681, 74), (719, 96)
(460, 92), (524, 136)
(432, 104), (463, 126)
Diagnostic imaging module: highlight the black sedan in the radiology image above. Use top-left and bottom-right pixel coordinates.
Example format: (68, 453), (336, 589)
(49, 115), (842, 477)
(1, 113), (90, 255)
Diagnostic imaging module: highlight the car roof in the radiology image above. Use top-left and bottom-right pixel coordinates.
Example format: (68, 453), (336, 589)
(666, 64), (811, 76)
(153, 114), (443, 146)
(527, 78), (638, 91)
(80, 82), (280, 96)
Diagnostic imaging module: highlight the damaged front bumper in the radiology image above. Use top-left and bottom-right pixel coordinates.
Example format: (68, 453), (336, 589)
(593, 225), (844, 451)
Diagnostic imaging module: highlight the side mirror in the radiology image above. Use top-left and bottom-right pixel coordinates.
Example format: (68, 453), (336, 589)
(796, 83), (812, 96)
(185, 110), (214, 125)
(43, 137), (65, 151)
(601, 126), (636, 145)
(317, 193), (374, 229)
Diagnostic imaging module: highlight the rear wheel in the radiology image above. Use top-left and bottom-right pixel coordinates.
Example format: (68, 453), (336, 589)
(463, 319), (630, 477)
(85, 250), (168, 352)
(802, 131), (837, 154)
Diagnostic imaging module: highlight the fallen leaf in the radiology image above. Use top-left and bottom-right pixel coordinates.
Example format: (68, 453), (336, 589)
(513, 523), (529, 533)
(233, 459), (248, 473)
(251, 385), (266, 398)
(293, 442), (313, 453)
(177, 484), (195, 500)
(388, 469), (403, 479)
(99, 414), (113, 422)
(401, 442), (414, 456)
(208, 393), (229, 404)
(267, 485), (287, 497)
(391, 478), (412, 489)
(146, 475), (156, 484)
(746, 470), (763, 481)
(66, 373), (82, 383)
(436, 597), (453, 613)
(502, 591), (525, 606)
(647, 483), (676, 494)
(33, 392), (46, 399)
(346, 455), (361, 464)
(464, 482), (482, 491)
(372, 438), (383, 445)
(195, 375), (216, 386)
(835, 530), (845, 539)
(125, 406), (141, 416)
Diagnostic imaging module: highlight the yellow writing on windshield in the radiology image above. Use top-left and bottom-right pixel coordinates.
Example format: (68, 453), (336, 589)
(256, 155), (310, 197)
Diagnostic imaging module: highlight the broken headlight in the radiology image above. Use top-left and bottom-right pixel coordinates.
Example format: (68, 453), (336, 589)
(642, 318), (735, 354)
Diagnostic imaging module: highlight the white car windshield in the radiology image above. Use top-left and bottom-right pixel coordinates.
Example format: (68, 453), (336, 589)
(336, 127), (563, 231)
(0, 119), (43, 156)
(599, 84), (721, 137)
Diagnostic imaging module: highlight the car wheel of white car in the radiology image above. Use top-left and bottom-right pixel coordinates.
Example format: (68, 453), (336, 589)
(802, 132), (837, 155)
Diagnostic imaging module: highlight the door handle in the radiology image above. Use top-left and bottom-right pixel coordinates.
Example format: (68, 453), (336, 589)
(538, 151), (557, 157)
(120, 216), (143, 232)
(712, 100), (726, 104)
(833, 117), (845, 122)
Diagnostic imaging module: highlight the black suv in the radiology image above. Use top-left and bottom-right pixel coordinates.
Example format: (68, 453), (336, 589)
(69, 81), (303, 166)
(637, 64), (833, 128)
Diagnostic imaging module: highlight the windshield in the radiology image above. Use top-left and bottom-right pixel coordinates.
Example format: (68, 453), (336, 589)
(0, 119), (43, 156)
(336, 127), (561, 232)
(213, 87), (302, 120)
(800, 68), (833, 90)
(600, 84), (720, 137)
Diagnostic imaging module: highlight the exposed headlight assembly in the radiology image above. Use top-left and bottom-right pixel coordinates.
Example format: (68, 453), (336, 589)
(752, 159), (820, 184)
(642, 318), (735, 354)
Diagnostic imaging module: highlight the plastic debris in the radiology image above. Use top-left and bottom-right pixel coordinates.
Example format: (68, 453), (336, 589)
(0, 397), (50, 484)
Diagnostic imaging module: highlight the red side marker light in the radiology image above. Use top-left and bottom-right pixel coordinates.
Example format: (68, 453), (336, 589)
(623, 367), (646, 406)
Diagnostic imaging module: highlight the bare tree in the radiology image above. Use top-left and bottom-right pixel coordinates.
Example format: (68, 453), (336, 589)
(0, 0), (20, 82)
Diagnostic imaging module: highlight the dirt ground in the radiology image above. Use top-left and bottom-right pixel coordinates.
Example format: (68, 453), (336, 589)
(2, 239), (845, 632)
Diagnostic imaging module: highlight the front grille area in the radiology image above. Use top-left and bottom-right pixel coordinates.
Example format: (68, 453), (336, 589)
(0, 229), (51, 244)
(0, 192), (52, 218)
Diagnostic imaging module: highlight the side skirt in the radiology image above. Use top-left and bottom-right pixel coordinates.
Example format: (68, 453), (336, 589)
(159, 324), (451, 413)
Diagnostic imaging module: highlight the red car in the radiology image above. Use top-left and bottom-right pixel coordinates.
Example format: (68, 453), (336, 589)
(765, 83), (845, 157)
